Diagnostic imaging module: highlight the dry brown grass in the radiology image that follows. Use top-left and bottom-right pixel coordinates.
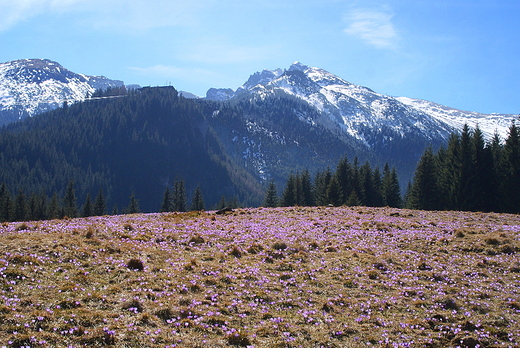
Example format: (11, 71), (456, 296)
(0, 207), (519, 347)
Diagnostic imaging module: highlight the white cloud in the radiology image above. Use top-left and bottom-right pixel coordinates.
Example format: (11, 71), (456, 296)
(0, 0), (206, 32)
(0, 0), (41, 31)
(343, 8), (398, 49)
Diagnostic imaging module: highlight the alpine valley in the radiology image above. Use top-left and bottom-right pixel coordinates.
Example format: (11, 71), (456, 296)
(0, 59), (517, 211)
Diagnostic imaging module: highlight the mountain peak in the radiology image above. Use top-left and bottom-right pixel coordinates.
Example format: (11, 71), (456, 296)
(241, 67), (284, 91)
(289, 61), (311, 72)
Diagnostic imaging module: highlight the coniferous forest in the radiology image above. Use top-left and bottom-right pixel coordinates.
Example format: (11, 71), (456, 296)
(0, 86), (261, 220)
(407, 123), (520, 214)
(274, 122), (520, 214)
(0, 84), (519, 223)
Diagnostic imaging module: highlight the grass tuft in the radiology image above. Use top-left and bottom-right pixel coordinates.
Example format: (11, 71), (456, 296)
(189, 234), (205, 244)
(122, 299), (144, 313)
(127, 258), (144, 271)
(229, 245), (242, 258)
(227, 331), (251, 346)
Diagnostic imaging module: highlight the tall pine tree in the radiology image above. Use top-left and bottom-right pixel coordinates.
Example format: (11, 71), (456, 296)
(263, 180), (279, 208)
(0, 183), (11, 222)
(190, 186), (205, 211)
(63, 181), (78, 218)
(126, 192), (140, 214)
(281, 174), (297, 207)
(173, 181), (187, 212)
(501, 121), (520, 213)
(94, 189), (107, 216)
(408, 146), (441, 210)
(382, 163), (402, 208)
(160, 187), (172, 212)
(82, 193), (93, 217)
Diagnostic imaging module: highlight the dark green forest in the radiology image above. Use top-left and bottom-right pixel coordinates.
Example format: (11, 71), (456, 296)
(0, 84), (519, 223)
(273, 122), (520, 214)
(271, 158), (402, 209)
(0, 86), (261, 217)
(407, 123), (520, 213)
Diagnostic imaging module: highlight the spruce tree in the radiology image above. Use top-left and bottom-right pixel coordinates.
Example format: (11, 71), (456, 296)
(28, 193), (46, 221)
(371, 167), (384, 207)
(36, 193), (47, 221)
(173, 180), (187, 212)
(350, 157), (361, 201)
(263, 180), (279, 208)
(294, 172), (303, 206)
(408, 146), (441, 210)
(501, 121), (520, 213)
(326, 175), (343, 206)
(160, 187), (172, 212)
(14, 190), (28, 222)
(94, 189), (106, 216)
(300, 170), (314, 206)
(458, 124), (476, 211)
(190, 186), (205, 211)
(438, 133), (460, 210)
(335, 156), (352, 205)
(382, 164), (402, 208)
(314, 168), (331, 206)
(216, 195), (227, 210)
(28, 193), (38, 221)
(82, 193), (93, 217)
(126, 192), (140, 214)
(472, 126), (496, 212)
(359, 162), (374, 206)
(48, 192), (60, 219)
(63, 181), (78, 218)
(0, 183), (10, 222)
(346, 190), (361, 206)
(281, 174), (297, 207)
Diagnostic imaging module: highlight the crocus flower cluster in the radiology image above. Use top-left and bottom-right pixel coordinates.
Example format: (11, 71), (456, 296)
(0, 206), (518, 347)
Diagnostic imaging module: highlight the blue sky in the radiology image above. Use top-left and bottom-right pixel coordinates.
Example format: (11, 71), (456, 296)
(1, 0), (519, 114)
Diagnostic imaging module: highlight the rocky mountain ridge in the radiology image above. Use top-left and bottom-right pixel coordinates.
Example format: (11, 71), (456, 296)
(0, 59), (124, 126)
(206, 62), (517, 142)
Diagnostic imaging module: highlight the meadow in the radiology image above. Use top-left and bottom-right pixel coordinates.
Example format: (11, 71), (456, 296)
(0, 206), (519, 347)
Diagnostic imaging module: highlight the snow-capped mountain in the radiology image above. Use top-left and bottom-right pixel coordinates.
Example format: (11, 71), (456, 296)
(207, 62), (516, 142)
(395, 97), (514, 141)
(0, 59), (124, 126)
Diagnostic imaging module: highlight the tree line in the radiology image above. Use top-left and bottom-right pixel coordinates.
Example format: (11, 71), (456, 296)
(265, 157), (402, 209)
(0, 179), (209, 223)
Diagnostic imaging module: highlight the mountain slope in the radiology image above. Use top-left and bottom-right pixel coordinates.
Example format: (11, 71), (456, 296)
(201, 62), (517, 187)
(0, 87), (263, 211)
(0, 59), (124, 126)
(395, 96), (515, 140)
(207, 62), (516, 142)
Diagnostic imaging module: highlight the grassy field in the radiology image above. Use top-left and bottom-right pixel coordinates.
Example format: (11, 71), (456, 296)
(0, 206), (519, 347)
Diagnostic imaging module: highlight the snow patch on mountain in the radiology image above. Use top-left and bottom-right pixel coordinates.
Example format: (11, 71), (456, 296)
(212, 61), (516, 144)
(0, 59), (124, 125)
(396, 97), (514, 141)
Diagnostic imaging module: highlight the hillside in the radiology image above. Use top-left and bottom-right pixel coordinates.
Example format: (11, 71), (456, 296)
(203, 62), (518, 188)
(1, 206), (519, 347)
(0, 86), (262, 211)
